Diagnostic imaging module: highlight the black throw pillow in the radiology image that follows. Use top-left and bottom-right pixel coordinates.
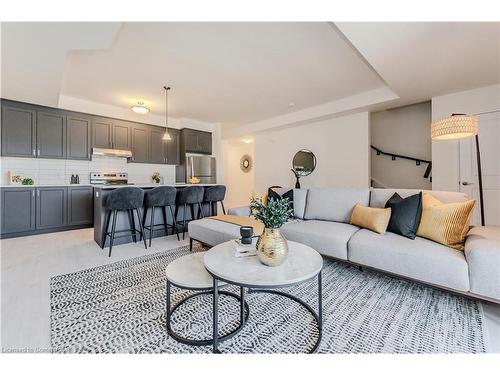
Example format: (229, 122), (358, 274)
(267, 187), (294, 209)
(384, 192), (422, 239)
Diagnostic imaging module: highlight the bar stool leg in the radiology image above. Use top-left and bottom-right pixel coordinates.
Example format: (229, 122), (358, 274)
(141, 207), (148, 241)
(198, 202), (204, 219)
(149, 206), (156, 247)
(190, 204), (195, 223)
(101, 210), (111, 249)
(128, 209), (137, 243)
(182, 203), (187, 240)
(169, 205), (180, 241)
(136, 208), (148, 249)
(161, 206), (169, 237)
(109, 210), (117, 257)
(220, 201), (226, 215)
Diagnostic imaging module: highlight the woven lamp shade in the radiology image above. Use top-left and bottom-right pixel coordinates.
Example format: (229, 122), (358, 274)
(431, 115), (478, 140)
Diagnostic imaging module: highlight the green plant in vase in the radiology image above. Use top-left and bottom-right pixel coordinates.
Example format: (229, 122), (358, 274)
(250, 196), (294, 266)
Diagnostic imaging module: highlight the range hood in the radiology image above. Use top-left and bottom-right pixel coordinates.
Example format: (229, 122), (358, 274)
(92, 148), (132, 158)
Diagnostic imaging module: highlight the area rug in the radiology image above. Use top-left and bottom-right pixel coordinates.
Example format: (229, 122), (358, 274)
(50, 243), (485, 353)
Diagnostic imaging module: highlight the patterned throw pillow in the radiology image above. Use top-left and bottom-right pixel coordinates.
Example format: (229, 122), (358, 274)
(416, 193), (476, 250)
(350, 204), (392, 235)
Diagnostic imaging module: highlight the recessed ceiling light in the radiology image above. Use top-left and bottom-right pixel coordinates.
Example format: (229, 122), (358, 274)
(242, 138), (254, 144)
(131, 101), (150, 114)
(288, 102), (295, 108)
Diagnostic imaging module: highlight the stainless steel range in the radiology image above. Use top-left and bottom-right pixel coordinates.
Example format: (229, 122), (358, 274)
(90, 172), (131, 185)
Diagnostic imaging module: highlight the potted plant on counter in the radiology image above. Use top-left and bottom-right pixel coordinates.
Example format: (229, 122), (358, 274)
(250, 197), (294, 266)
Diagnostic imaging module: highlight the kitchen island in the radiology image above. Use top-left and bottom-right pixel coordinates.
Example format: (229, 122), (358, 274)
(93, 184), (220, 247)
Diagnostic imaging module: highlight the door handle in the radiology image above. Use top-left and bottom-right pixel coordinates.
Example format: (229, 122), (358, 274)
(462, 181), (475, 186)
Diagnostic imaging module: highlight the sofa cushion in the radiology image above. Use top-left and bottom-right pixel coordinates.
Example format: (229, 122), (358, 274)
(348, 229), (470, 291)
(293, 188), (308, 219)
(281, 220), (360, 260)
(188, 218), (241, 246)
(464, 226), (500, 300)
(304, 187), (370, 223)
(385, 192), (422, 239)
(369, 188), (468, 208)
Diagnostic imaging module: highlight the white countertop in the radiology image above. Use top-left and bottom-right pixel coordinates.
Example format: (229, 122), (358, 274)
(94, 183), (219, 189)
(1, 183), (219, 189)
(0, 184), (93, 188)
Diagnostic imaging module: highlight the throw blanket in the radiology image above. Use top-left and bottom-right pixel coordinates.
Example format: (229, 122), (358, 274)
(210, 215), (264, 236)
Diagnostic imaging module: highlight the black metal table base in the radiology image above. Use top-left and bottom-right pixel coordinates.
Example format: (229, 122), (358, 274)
(211, 272), (323, 354)
(166, 281), (249, 347)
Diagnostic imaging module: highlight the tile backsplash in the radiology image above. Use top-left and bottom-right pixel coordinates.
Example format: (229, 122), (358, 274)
(0, 156), (176, 185)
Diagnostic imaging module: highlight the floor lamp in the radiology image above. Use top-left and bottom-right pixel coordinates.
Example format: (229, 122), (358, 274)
(431, 114), (485, 226)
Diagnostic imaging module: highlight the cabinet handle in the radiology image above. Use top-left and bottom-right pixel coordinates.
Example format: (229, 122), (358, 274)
(37, 149), (40, 157)
(37, 190), (40, 197)
(32, 149), (36, 156)
(32, 190), (35, 197)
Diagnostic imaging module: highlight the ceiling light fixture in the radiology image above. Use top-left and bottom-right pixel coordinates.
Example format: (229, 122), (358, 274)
(162, 86), (172, 141)
(131, 101), (150, 114)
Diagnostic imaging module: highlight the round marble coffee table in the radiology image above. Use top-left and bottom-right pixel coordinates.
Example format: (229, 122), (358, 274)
(204, 240), (323, 353)
(165, 252), (249, 346)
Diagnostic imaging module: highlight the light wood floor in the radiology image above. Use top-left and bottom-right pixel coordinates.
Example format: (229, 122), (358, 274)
(1, 228), (499, 353)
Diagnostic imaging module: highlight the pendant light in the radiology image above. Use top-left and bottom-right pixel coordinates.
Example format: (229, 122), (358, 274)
(162, 86), (172, 141)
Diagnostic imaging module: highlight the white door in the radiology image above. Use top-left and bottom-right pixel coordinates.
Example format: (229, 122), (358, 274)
(459, 111), (500, 225)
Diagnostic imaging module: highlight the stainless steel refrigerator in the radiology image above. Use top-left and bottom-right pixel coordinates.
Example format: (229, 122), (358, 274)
(178, 153), (216, 184)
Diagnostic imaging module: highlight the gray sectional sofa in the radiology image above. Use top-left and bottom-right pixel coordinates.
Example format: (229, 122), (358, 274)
(188, 187), (500, 303)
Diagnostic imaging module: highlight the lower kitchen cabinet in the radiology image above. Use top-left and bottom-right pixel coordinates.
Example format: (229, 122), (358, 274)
(1, 188), (36, 234)
(68, 186), (93, 225)
(36, 187), (67, 230)
(0, 186), (94, 238)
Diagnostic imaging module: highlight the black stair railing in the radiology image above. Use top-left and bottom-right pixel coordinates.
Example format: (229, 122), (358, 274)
(371, 145), (432, 180)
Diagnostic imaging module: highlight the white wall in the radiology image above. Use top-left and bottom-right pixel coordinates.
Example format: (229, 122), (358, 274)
(220, 139), (255, 209)
(254, 112), (370, 192)
(432, 84), (500, 192)
(371, 102), (432, 189)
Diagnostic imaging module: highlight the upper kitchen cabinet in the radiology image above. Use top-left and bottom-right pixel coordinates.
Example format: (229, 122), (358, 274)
(166, 128), (180, 165)
(112, 121), (131, 150)
(67, 115), (91, 160)
(150, 127), (167, 164)
(1, 102), (36, 157)
(182, 129), (212, 155)
(36, 110), (66, 159)
(130, 125), (150, 163)
(92, 118), (113, 149)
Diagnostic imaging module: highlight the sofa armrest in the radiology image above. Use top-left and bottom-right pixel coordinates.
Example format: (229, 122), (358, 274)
(227, 206), (251, 217)
(464, 226), (500, 300)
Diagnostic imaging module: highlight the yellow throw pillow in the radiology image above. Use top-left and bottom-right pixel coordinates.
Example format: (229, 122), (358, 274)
(350, 204), (391, 235)
(416, 193), (476, 250)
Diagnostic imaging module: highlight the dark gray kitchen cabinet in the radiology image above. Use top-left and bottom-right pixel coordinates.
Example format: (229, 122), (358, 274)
(150, 127), (166, 164)
(1, 104), (36, 157)
(1, 188), (36, 234)
(36, 187), (67, 230)
(36, 111), (66, 159)
(67, 115), (91, 160)
(92, 118), (113, 148)
(182, 129), (212, 155)
(112, 121), (130, 150)
(67, 186), (93, 225)
(166, 128), (180, 165)
(131, 126), (150, 163)
(197, 131), (212, 155)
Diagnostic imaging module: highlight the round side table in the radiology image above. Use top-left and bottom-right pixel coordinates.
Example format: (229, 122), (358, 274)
(165, 252), (249, 346)
(204, 241), (323, 353)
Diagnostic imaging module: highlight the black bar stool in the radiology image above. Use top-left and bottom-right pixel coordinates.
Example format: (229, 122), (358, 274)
(201, 185), (227, 217)
(175, 185), (204, 240)
(101, 187), (147, 257)
(142, 186), (179, 246)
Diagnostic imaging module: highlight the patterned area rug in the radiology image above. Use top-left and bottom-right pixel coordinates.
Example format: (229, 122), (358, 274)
(50, 243), (485, 353)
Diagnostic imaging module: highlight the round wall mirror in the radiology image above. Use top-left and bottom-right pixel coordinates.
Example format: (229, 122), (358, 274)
(292, 149), (316, 176)
(240, 154), (253, 173)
